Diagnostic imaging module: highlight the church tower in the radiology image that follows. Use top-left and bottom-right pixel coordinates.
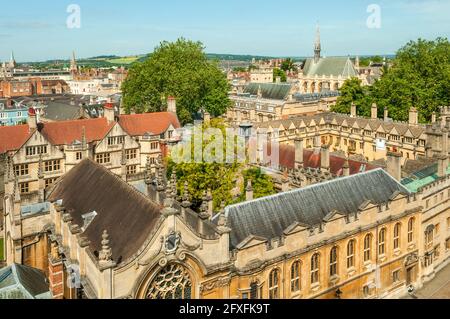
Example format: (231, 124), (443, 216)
(8, 51), (16, 69)
(70, 51), (78, 75)
(314, 24), (321, 64)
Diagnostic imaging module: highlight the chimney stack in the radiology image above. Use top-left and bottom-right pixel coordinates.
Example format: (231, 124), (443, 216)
(432, 112), (437, 124)
(371, 103), (378, 119)
(350, 103), (357, 118)
(409, 107), (419, 125)
(245, 180), (254, 201)
(320, 145), (330, 172)
(27, 108), (37, 131)
(204, 112), (211, 126)
(386, 151), (402, 181)
(103, 103), (115, 124)
(437, 155), (449, 178)
(167, 96), (177, 114)
(343, 158), (350, 177)
(384, 107), (389, 122)
(294, 138), (304, 169)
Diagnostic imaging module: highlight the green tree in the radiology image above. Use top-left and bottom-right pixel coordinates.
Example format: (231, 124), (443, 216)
(331, 78), (373, 117)
(273, 68), (287, 82)
(281, 58), (297, 72)
(121, 38), (231, 125)
(372, 38), (450, 122)
(167, 119), (276, 212)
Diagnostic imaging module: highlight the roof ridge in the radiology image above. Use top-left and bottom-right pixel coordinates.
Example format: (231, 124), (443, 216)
(225, 168), (404, 214)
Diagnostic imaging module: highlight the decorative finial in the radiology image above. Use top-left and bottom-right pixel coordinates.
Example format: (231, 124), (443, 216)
(99, 230), (112, 262)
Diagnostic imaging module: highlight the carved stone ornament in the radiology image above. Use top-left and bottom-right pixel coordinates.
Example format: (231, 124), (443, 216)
(405, 252), (419, 267)
(165, 231), (181, 254)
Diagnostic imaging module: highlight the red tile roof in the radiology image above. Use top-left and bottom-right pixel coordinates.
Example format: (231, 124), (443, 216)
(277, 144), (377, 176)
(0, 112), (181, 154)
(40, 118), (114, 145)
(0, 125), (32, 154)
(118, 112), (180, 136)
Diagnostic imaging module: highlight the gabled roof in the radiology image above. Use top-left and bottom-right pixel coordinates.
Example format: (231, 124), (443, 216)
(118, 112), (180, 136)
(0, 125), (31, 153)
(40, 118), (114, 145)
(224, 169), (410, 248)
(0, 112), (181, 153)
(47, 159), (162, 264)
(0, 264), (51, 299)
(303, 57), (358, 78)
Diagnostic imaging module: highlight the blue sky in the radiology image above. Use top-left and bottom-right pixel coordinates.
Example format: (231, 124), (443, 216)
(0, 0), (449, 62)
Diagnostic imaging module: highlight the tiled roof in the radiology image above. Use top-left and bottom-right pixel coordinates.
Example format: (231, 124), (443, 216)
(0, 112), (180, 153)
(277, 144), (376, 176)
(0, 125), (32, 154)
(47, 159), (162, 264)
(118, 112), (180, 136)
(0, 264), (51, 299)
(40, 118), (114, 145)
(224, 169), (410, 248)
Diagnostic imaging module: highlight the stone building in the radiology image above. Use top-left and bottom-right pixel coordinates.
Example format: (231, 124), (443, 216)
(0, 102), (180, 217)
(2, 155), (449, 299)
(251, 104), (446, 166)
(297, 26), (366, 94)
(227, 83), (335, 125)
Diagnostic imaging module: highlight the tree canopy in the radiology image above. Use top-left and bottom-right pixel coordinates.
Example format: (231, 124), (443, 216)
(167, 119), (276, 212)
(332, 38), (450, 123)
(121, 38), (231, 125)
(273, 68), (287, 82)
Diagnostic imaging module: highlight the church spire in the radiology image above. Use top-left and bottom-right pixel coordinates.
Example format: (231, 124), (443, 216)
(314, 24), (321, 64)
(9, 51), (16, 68)
(70, 51), (78, 74)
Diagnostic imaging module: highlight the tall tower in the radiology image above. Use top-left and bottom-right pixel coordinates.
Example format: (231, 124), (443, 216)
(70, 51), (78, 75)
(8, 51), (16, 69)
(314, 24), (321, 64)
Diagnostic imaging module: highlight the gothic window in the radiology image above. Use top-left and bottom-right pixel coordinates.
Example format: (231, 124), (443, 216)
(364, 234), (372, 262)
(347, 240), (355, 269)
(268, 269), (279, 299)
(394, 223), (401, 250)
(379, 228), (386, 256)
(250, 282), (258, 299)
(329, 247), (338, 277)
(290, 261), (301, 292)
(146, 264), (192, 300)
(408, 218), (415, 243)
(311, 253), (320, 284)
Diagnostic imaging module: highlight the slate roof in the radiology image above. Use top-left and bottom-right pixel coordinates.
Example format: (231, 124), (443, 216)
(47, 159), (163, 264)
(303, 57), (358, 78)
(244, 83), (293, 100)
(41, 102), (83, 121)
(0, 264), (51, 299)
(223, 169), (410, 248)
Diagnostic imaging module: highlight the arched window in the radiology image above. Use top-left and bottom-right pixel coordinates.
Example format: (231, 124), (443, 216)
(364, 234), (372, 262)
(408, 218), (415, 243)
(394, 223), (401, 250)
(146, 264), (192, 299)
(291, 261), (301, 293)
(330, 247), (338, 277)
(269, 269), (280, 299)
(311, 253), (320, 284)
(347, 240), (355, 268)
(379, 228), (386, 255)
(250, 282), (259, 299)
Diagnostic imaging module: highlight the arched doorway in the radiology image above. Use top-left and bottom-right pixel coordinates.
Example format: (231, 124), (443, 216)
(145, 264), (193, 299)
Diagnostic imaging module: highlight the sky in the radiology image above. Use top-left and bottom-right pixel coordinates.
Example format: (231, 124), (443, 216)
(0, 0), (449, 62)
